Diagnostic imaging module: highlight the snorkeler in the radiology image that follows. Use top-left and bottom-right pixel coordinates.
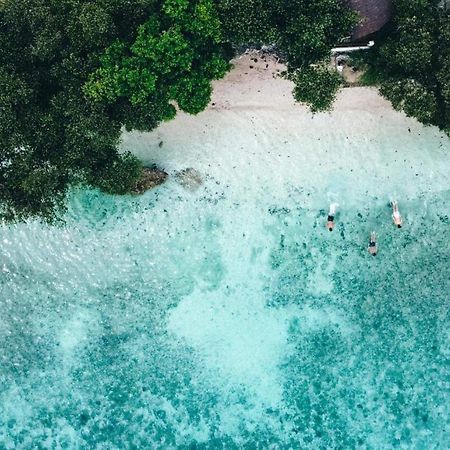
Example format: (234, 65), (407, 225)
(391, 200), (403, 228)
(326, 203), (338, 231)
(368, 231), (377, 256)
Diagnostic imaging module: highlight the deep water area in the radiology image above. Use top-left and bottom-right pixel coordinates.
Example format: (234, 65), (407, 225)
(1, 175), (449, 449)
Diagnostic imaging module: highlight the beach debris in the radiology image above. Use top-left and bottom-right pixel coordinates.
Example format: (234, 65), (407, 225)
(175, 167), (203, 191)
(132, 167), (168, 194)
(158, 140), (163, 147)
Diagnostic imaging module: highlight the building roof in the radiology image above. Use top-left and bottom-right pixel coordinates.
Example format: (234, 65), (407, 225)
(347, 0), (393, 41)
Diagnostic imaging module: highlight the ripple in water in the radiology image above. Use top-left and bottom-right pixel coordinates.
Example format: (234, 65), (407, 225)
(0, 176), (449, 448)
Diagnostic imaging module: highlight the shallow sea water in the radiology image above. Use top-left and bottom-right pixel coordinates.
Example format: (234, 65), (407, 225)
(1, 122), (450, 448)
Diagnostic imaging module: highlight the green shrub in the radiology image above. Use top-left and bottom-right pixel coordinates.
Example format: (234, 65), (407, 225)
(292, 65), (343, 113)
(366, 0), (450, 134)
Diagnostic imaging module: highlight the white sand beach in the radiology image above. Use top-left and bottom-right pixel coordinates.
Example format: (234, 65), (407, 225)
(122, 51), (450, 208)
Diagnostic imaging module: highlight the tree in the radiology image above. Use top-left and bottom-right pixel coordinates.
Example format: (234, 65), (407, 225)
(84, 0), (230, 125)
(275, 0), (355, 111)
(216, 0), (357, 110)
(271, 0), (357, 68)
(367, 0), (450, 135)
(216, 0), (277, 44)
(0, 0), (229, 222)
(380, 79), (438, 125)
(292, 64), (342, 113)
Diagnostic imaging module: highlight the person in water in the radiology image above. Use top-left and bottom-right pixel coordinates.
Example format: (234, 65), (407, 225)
(326, 203), (338, 231)
(368, 231), (377, 256)
(391, 200), (403, 228)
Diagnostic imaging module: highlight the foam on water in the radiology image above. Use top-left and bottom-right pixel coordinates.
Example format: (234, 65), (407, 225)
(1, 89), (450, 448)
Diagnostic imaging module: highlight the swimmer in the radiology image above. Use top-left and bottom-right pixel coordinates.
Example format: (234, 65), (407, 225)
(326, 203), (338, 231)
(391, 200), (403, 228)
(368, 231), (377, 256)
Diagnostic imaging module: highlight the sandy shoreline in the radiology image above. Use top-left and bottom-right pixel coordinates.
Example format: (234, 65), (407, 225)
(122, 51), (450, 207)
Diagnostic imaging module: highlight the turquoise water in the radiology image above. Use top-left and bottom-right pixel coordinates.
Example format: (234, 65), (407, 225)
(1, 163), (449, 447)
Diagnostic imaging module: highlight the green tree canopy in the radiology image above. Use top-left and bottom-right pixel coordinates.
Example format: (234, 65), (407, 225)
(0, 0), (229, 222)
(0, 0), (159, 221)
(292, 64), (343, 113)
(216, 0), (277, 44)
(84, 0), (230, 123)
(217, 0), (357, 110)
(367, 0), (450, 134)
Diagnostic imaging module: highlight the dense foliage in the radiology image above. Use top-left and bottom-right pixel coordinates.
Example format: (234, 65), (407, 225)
(1, 0), (356, 222)
(0, 0), (229, 222)
(366, 0), (450, 135)
(0, 0), (154, 221)
(218, 0), (357, 111)
(85, 0), (230, 122)
(292, 64), (343, 113)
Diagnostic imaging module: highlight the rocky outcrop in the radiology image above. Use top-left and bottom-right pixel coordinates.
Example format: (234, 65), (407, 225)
(132, 167), (168, 194)
(175, 168), (203, 191)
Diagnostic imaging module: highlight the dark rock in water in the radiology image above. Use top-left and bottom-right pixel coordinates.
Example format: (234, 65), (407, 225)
(133, 167), (168, 194)
(175, 168), (203, 191)
(79, 411), (90, 425)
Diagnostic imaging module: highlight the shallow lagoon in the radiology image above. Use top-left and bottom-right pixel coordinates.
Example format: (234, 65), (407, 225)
(1, 188), (449, 448)
(1, 83), (450, 448)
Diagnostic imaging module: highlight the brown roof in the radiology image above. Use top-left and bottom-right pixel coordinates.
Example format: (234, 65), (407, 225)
(347, 0), (393, 40)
